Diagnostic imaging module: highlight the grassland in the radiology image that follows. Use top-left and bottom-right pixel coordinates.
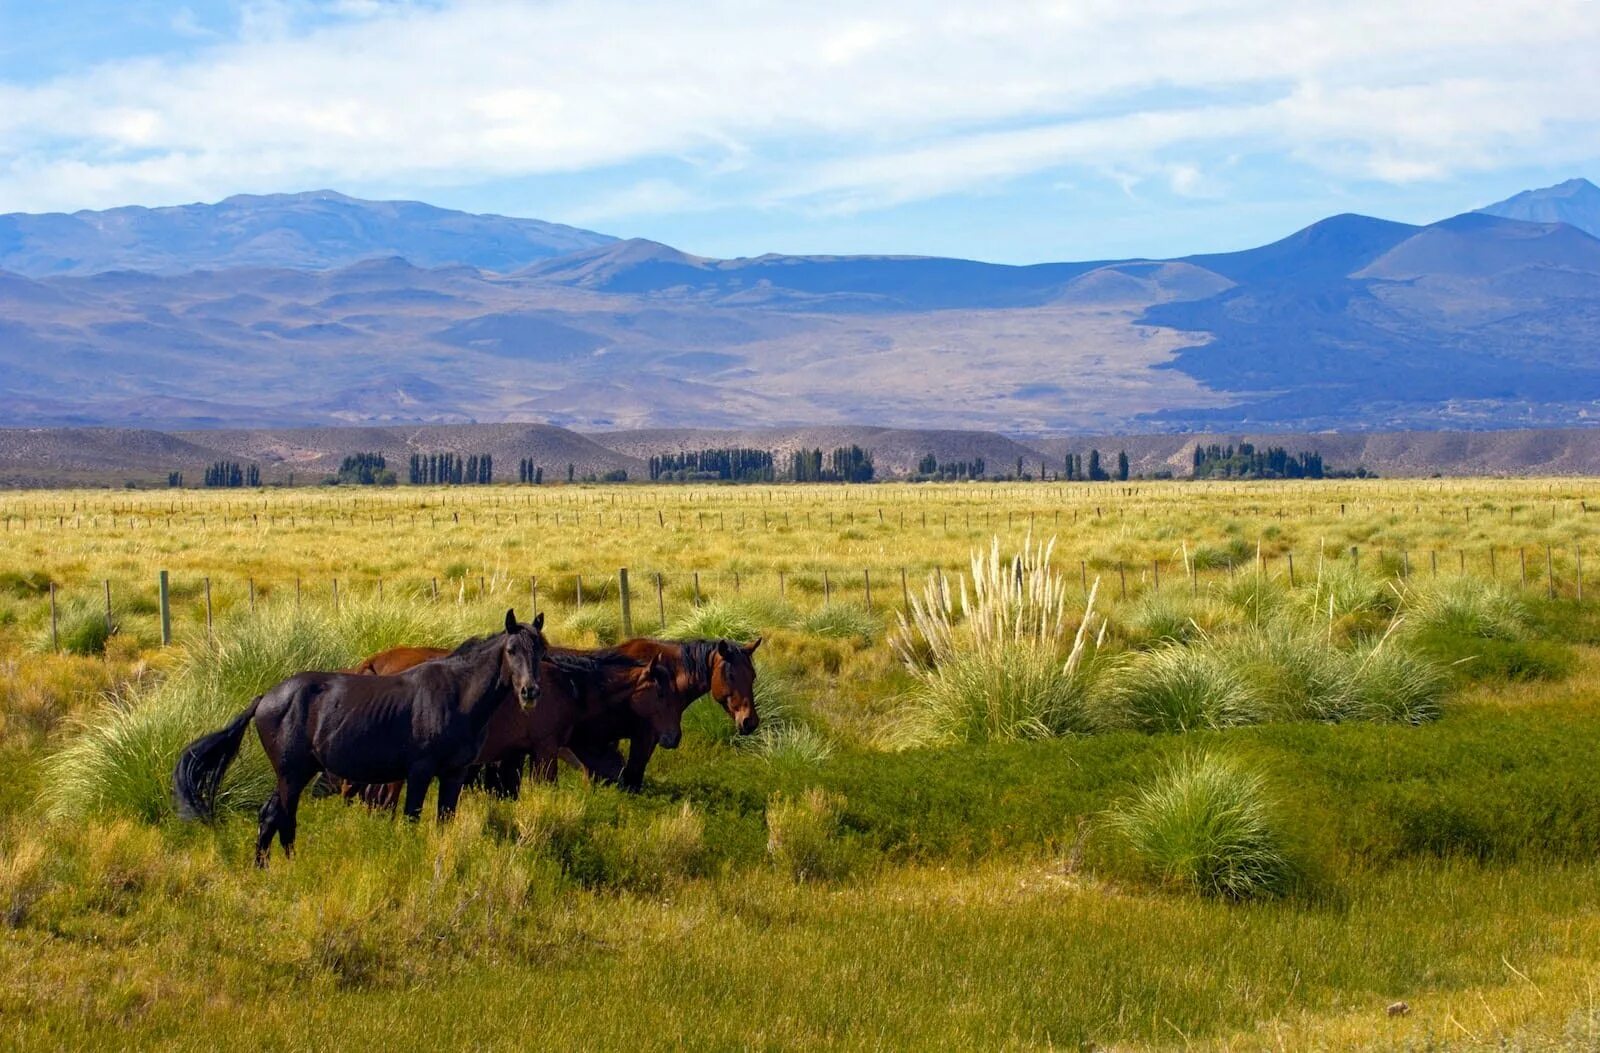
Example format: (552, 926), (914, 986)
(4, 478), (1600, 1050)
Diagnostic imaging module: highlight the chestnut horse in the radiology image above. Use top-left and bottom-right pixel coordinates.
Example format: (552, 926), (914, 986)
(566, 637), (762, 791)
(174, 610), (547, 865)
(350, 636), (760, 792)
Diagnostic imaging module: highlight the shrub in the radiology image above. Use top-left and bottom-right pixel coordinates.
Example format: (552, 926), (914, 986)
(1104, 751), (1293, 900)
(1117, 591), (1232, 648)
(38, 600), (116, 656)
(766, 789), (857, 882)
(1092, 644), (1263, 734)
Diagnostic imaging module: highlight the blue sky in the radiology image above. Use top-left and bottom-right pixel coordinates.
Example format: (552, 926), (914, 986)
(1, 0), (1597, 263)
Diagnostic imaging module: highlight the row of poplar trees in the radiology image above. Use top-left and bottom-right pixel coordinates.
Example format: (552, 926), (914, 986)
(407, 453), (493, 485)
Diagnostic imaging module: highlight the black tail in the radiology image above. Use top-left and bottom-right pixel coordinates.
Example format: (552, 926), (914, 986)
(172, 697), (261, 821)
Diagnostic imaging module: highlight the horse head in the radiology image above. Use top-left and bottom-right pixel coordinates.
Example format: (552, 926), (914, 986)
(709, 637), (761, 735)
(631, 655), (685, 749)
(500, 608), (547, 710)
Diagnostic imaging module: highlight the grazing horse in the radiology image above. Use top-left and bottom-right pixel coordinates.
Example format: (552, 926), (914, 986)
(566, 637), (761, 791)
(173, 610), (547, 865)
(341, 646), (681, 803)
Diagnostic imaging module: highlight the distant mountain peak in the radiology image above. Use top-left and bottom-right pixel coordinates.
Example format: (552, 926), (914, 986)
(1478, 177), (1600, 238)
(0, 191), (616, 277)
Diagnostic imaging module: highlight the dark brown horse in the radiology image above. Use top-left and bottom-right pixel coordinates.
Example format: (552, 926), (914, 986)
(566, 637), (761, 791)
(173, 610), (547, 865)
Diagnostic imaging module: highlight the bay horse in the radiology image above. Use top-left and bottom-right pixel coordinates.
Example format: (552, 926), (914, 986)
(173, 610), (546, 865)
(341, 645), (681, 803)
(566, 637), (762, 791)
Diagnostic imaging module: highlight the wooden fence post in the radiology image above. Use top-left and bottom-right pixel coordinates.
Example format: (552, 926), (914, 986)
(103, 579), (113, 636)
(576, 574), (584, 608)
(49, 582), (58, 653)
(1287, 552), (1296, 588)
(204, 577), (213, 636)
(1548, 544), (1556, 600)
(159, 570), (171, 646)
(1118, 560), (1126, 600)
(618, 568), (633, 638)
(863, 569), (873, 610)
(656, 573), (666, 629)
(692, 572), (700, 607)
(824, 571), (832, 607)
(1520, 548), (1528, 589)
(1152, 559), (1160, 592)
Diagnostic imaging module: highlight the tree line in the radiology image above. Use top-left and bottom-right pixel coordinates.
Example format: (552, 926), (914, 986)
(648, 448), (776, 482)
(203, 462), (259, 488)
(407, 453), (494, 485)
(1192, 443), (1327, 480)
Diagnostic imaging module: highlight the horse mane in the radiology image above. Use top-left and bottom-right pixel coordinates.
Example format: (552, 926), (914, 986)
(447, 633), (496, 657)
(670, 639), (718, 692)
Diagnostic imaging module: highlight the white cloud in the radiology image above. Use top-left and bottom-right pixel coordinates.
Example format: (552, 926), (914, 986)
(0, 0), (1595, 214)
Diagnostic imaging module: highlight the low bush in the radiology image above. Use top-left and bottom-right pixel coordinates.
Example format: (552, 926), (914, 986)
(668, 600), (762, 643)
(1402, 577), (1528, 641)
(798, 604), (878, 643)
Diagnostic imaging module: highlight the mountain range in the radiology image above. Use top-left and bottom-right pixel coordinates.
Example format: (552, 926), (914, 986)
(1, 179), (1598, 435)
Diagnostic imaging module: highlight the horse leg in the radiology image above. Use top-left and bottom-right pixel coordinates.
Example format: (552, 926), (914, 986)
(276, 768), (316, 860)
(572, 742), (626, 786)
(435, 772), (466, 821)
(619, 738), (656, 794)
(402, 765), (435, 822)
(255, 791), (283, 868)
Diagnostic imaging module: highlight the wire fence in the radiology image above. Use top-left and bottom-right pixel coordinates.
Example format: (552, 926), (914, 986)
(31, 538), (1595, 653)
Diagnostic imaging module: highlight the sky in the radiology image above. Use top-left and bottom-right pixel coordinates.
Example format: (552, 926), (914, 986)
(1, 0), (1598, 263)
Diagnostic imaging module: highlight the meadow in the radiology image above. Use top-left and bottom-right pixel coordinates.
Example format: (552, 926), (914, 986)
(4, 477), (1600, 1050)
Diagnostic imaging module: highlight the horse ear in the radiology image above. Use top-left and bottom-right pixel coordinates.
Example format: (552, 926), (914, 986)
(532, 611), (545, 632)
(505, 609), (518, 635)
(716, 639), (735, 659)
(742, 636), (762, 655)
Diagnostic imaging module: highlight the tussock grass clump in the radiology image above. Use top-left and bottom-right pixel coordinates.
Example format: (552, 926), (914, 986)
(1214, 625), (1359, 723)
(668, 600), (762, 643)
(1117, 591), (1233, 648)
(883, 641), (1097, 747)
(798, 603), (878, 643)
(1346, 643), (1446, 724)
(1300, 560), (1396, 640)
(36, 600), (116, 656)
(1106, 751), (1293, 900)
(595, 802), (706, 893)
(1402, 577), (1528, 641)
(564, 606), (621, 645)
(766, 789), (857, 882)
(43, 599), (471, 822)
(1092, 644), (1262, 734)
(887, 537), (1103, 747)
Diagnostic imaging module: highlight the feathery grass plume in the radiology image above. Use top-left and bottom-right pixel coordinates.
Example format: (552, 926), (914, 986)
(667, 599), (763, 642)
(1105, 751), (1293, 900)
(1091, 642), (1264, 734)
(1400, 577), (1528, 641)
(43, 598), (472, 822)
(798, 603), (879, 643)
(886, 536), (1101, 747)
(766, 788), (856, 882)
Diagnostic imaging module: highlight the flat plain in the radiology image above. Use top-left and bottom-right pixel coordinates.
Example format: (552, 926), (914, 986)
(4, 477), (1600, 1050)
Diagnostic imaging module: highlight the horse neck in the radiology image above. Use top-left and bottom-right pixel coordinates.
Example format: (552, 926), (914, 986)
(440, 642), (508, 722)
(672, 644), (713, 704)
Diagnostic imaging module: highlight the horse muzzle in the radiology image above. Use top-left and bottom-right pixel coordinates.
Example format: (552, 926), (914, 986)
(738, 714), (759, 735)
(518, 686), (541, 709)
(658, 729), (682, 749)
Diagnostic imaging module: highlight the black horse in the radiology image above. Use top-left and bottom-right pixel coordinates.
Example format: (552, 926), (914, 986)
(173, 609), (547, 865)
